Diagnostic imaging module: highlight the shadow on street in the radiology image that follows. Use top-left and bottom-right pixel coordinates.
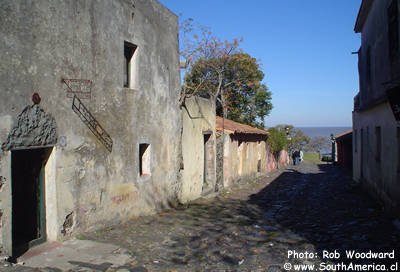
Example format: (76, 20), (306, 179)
(85, 163), (400, 270)
(248, 163), (400, 265)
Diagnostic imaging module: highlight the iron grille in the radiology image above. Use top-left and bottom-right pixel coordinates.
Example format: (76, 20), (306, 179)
(72, 95), (113, 152)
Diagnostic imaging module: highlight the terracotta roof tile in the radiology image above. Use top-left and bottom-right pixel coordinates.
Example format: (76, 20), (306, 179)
(216, 116), (269, 135)
(336, 129), (353, 139)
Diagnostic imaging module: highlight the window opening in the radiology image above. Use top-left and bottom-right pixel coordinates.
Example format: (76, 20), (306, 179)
(139, 143), (151, 176)
(124, 41), (137, 88)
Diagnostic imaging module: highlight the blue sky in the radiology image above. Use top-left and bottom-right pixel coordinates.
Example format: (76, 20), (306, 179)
(159, 0), (362, 127)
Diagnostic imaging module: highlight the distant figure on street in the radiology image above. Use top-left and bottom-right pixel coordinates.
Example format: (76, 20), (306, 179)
(292, 150), (299, 165)
(299, 150), (304, 163)
(291, 150), (296, 165)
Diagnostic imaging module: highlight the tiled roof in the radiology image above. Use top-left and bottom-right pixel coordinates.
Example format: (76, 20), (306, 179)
(336, 129), (353, 139)
(216, 116), (269, 135)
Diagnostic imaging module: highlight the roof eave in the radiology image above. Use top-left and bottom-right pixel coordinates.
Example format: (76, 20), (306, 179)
(236, 131), (269, 136)
(216, 127), (269, 136)
(336, 130), (353, 139)
(216, 127), (235, 134)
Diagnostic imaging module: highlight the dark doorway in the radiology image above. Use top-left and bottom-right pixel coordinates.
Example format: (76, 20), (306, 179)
(11, 147), (52, 257)
(202, 133), (216, 194)
(203, 134), (211, 187)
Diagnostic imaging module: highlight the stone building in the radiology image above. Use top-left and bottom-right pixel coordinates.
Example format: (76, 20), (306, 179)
(181, 99), (291, 201)
(0, 0), (181, 257)
(216, 117), (289, 188)
(181, 97), (216, 202)
(353, 0), (400, 214)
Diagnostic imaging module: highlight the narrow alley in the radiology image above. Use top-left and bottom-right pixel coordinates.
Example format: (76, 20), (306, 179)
(1, 1), (399, 271)
(5, 162), (399, 271)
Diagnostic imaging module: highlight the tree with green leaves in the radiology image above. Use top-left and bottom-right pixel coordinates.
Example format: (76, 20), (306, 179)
(179, 18), (272, 129)
(266, 127), (288, 156)
(289, 129), (310, 151)
(185, 53), (272, 128)
(179, 18), (241, 108)
(270, 125), (310, 152)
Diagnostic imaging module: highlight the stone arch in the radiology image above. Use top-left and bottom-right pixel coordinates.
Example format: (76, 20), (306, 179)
(1, 105), (57, 151)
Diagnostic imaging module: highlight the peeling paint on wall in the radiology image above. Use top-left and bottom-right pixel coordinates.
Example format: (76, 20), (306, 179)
(110, 185), (139, 206)
(61, 211), (75, 236)
(0, 176), (4, 192)
(0, 209), (3, 253)
(181, 97), (216, 203)
(217, 130), (289, 187)
(0, 0), (181, 252)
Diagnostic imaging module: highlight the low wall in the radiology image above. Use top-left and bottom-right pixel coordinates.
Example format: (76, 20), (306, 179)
(181, 97), (216, 203)
(217, 133), (289, 188)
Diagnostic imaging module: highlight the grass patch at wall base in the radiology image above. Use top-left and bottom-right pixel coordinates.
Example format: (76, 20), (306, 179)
(303, 152), (320, 164)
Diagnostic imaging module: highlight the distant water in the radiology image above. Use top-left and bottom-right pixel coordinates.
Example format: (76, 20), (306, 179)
(296, 127), (352, 139)
(296, 127), (352, 154)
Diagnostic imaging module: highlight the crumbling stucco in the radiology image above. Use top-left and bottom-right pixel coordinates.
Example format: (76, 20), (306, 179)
(61, 212), (75, 236)
(181, 97), (216, 203)
(217, 132), (289, 187)
(0, 176), (4, 192)
(0, 152), (11, 256)
(0, 0), (181, 256)
(0, 210), (3, 253)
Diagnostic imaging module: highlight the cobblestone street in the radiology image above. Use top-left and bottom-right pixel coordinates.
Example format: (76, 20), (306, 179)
(3, 162), (400, 271)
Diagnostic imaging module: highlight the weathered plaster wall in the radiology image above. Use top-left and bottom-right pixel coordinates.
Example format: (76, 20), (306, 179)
(357, 0), (399, 110)
(0, 152), (11, 255)
(0, 113), (15, 255)
(218, 133), (289, 188)
(277, 150), (290, 167)
(353, 0), (400, 216)
(0, 0), (181, 255)
(181, 97), (216, 203)
(353, 103), (400, 214)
